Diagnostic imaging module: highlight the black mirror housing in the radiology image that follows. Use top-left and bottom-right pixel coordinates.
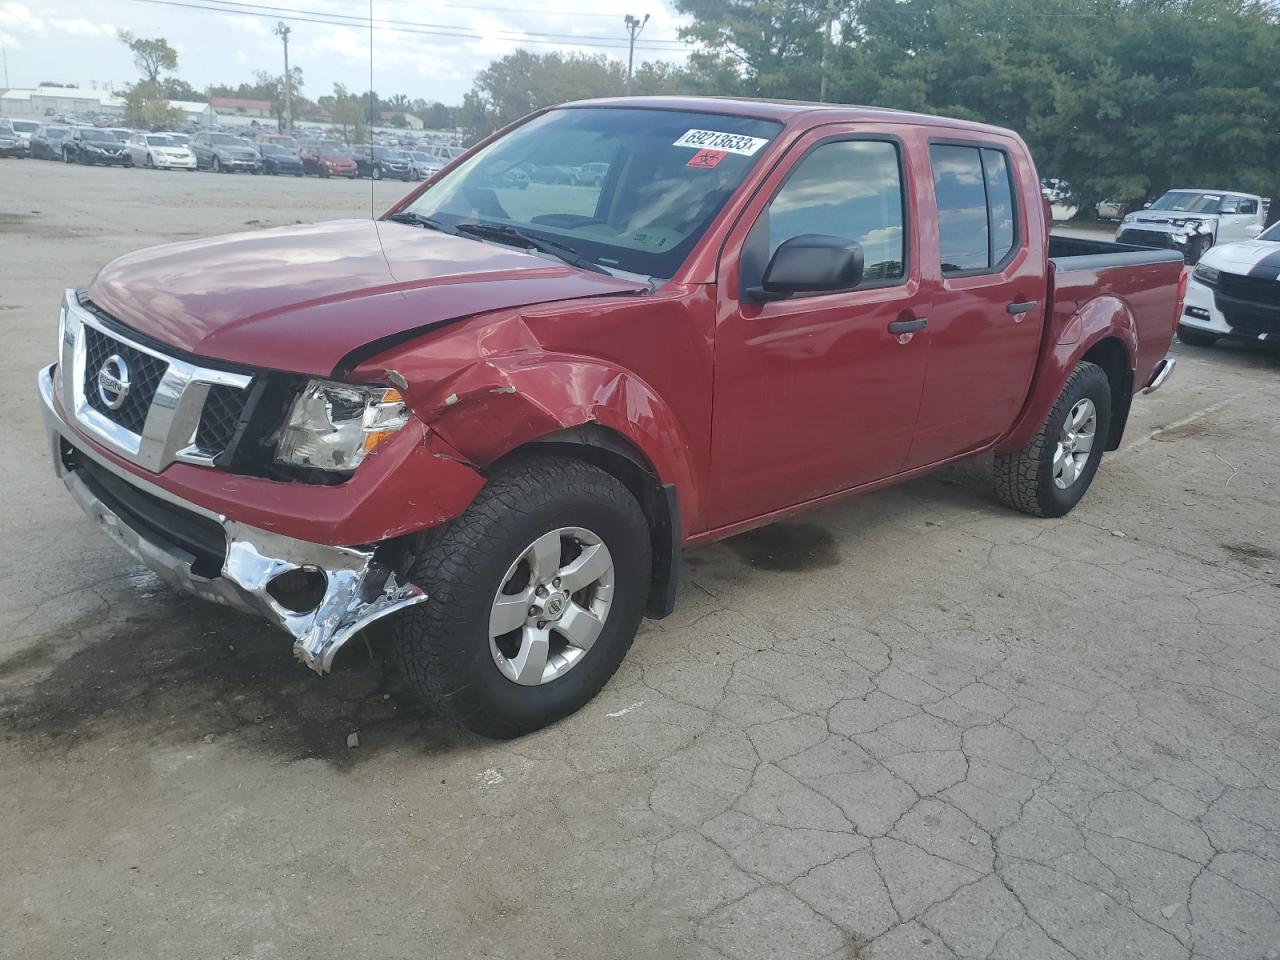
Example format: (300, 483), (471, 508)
(753, 234), (865, 300)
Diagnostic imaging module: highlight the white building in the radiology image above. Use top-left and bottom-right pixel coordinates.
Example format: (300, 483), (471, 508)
(0, 86), (126, 118)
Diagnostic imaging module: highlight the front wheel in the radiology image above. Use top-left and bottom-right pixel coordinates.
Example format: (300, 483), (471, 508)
(1185, 236), (1209, 265)
(1177, 324), (1219, 348)
(372, 165), (382, 180)
(212, 155), (222, 173)
(392, 456), (652, 739)
(994, 361), (1112, 518)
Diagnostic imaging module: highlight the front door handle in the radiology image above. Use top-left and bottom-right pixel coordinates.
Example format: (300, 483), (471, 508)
(888, 318), (927, 335)
(1006, 300), (1039, 315)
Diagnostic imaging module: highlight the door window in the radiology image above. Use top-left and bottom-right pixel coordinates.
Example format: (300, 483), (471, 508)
(930, 143), (1020, 274)
(757, 139), (906, 285)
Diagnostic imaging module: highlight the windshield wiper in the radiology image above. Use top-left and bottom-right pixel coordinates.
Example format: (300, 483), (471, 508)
(386, 211), (456, 234)
(453, 221), (610, 275)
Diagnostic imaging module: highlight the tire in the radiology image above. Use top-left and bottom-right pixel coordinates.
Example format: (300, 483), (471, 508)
(320, 168), (329, 179)
(1177, 324), (1218, 348)
(1185, 236), (1208, 265)
(145, 154), (154, 169)
(212, 155), (222, 173)
(392, 456), (652, 739)
(994, 361), (1112, 518)
(294, 171), (302, 177)
(372, 165), (382, 180)
(63, 148), (72, 163)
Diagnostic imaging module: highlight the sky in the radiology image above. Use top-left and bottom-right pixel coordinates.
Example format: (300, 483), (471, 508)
(0, 0), (695, 105)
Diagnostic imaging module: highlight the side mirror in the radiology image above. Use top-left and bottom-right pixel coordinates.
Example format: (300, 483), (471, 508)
(748, 234), (865, 302)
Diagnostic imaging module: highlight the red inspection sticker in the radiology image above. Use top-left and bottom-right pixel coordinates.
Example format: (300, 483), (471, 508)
(686, 149), (727, 169)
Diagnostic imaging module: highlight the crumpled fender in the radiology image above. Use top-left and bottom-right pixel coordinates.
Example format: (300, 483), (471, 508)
(997, 294), (1136, 454)
(350, 301), (708, 538)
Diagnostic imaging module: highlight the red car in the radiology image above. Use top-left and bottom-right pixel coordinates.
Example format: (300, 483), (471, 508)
(300, 144), (357, 178)
(39, 97), (1185, 737)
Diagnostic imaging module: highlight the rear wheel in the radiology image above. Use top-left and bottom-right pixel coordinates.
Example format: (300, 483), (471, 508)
(994, 361), (1112, 518)
(1177, 324), (1219, 348)
(372, 165), (382, 180)
(144, 154), (154, 169)
(392, 456), (651, 739)
(212, 155), (222, 173)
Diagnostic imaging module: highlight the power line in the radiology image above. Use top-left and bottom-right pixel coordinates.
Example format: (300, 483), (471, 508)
(127, 0), (692, 49)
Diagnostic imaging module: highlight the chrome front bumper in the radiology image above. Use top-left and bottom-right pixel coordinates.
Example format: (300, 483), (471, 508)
(38, 364), (428, 673)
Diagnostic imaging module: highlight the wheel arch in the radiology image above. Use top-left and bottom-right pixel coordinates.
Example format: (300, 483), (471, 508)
(998, 295), (1137, 454)
(494, 423), (680, 620)
(1079, 335), (1134, 451)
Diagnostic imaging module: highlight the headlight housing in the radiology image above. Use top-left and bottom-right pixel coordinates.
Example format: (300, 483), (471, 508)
(1122, 213), (1136, 223)
(1193, 262), (1220, 285)
(275, 379), (410, 474)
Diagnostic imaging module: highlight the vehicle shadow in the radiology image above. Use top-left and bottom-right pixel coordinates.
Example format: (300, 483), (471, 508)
(0, 589), (477, 768)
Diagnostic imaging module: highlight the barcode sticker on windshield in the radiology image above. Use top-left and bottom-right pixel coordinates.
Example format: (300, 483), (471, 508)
(673, 129), (770, 156)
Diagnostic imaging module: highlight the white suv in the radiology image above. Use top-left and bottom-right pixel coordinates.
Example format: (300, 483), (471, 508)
(1116, 189), (1265, 264)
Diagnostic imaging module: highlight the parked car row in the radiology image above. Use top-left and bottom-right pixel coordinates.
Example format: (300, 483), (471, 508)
(9, 121), (449, 182)
(1116, 188), (1268, 264)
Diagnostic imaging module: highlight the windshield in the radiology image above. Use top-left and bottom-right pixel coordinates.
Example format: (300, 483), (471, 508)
(211, 134), (247, 147)
(406, 107), (781, 279)
(1258, 220), (1280, 243)
(81, 129), (118, 142)
(45, 126), (68, 137)
(260, 143), (289, 155)
(146, 135), (175, 146)
(374, 147), (405, 160)
(1150, 191), (1223, 214)
(320, 147), (351, 159)
(12, 120), (39, 133)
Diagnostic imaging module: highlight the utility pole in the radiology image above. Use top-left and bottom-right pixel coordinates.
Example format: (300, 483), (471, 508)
(819, 0), (834, 103)
(623, 14), (649, 96)
(1, 45), (9, 89)
(274, 21), (293, 133)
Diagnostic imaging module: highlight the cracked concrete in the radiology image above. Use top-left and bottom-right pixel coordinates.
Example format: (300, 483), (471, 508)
(3, 163), (1279, 960)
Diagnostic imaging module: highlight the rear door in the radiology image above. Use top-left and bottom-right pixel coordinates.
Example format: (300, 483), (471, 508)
(1218, 196), (1263, 242)
(708, 123), (931, 528)
(903, 138), (1046, 469)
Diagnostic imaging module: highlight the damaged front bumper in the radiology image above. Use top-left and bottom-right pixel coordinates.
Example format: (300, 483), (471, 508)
(38, 363), (428, 673)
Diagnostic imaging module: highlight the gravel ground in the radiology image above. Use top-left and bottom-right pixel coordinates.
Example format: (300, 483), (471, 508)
(2, 160), (1279, 960)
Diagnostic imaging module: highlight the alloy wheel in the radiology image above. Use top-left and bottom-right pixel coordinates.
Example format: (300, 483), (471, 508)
(1053, 398), (1097, 489)
(488, 527), (614, 686)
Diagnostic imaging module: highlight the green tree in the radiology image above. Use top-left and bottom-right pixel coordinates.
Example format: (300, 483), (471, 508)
(124, 81), (184, 130)
(671, 0), (828, 99)
(117, 31), (178, 86)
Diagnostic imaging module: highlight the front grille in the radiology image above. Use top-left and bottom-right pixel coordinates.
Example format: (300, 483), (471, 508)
(1117, 229), (1176, 249)
(1216, 296), (1280, 336)
(77, 303), (254, 462)
(194, 384), (248, 456)
(1218, 271), (1280, 306)
(83, 325), (167, 434)
(71, 451), (228, 578)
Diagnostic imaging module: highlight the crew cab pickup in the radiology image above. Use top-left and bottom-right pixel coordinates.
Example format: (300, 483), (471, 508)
(38, 97), (1186, 738)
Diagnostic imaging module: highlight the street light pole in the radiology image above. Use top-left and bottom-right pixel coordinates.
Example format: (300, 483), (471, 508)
(623, 14), (649, 96)
(274, 21), (293, 133)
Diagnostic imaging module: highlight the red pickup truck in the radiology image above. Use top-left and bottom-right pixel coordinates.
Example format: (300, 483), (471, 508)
(39, 98), (1185, 737)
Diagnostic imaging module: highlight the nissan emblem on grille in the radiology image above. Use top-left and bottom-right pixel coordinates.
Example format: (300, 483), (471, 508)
(96, 355), (131, 410)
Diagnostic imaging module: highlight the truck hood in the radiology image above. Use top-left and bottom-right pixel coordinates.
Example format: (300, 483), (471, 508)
(87, 219), (647, 376)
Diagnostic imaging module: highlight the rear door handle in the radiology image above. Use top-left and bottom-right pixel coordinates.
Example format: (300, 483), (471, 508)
(888, 318), (927, 335)
(1006, 300), (1039, 315)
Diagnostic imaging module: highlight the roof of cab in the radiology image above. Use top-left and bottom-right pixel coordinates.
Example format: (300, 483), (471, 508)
(566, 95), (1019, 138)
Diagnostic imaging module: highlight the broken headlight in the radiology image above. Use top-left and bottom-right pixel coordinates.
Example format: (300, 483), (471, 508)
(275, 379), (409, 474)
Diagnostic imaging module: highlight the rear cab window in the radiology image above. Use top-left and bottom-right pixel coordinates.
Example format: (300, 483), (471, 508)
(930, 142), (1020, 275)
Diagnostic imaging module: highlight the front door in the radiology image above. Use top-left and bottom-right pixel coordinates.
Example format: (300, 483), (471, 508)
(709, 127), (931, 529)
